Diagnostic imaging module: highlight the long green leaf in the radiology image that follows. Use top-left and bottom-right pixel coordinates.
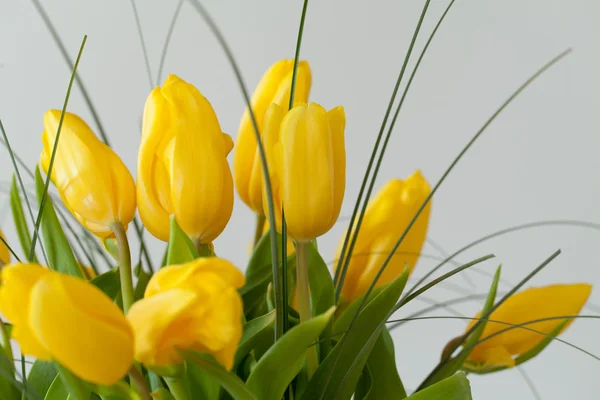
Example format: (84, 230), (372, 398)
(234, 311), (276, 367)
(27, 361), (57, 400)
(184, 352), (257, 400)
(246, 307), (335, 400)
(10, 176), (35, 262)
(0, 348), (20, 400)
(355, 327), (406, 400)
(43, 375), (67, 400)
(90, 268), (121, 300)
(34, 168), (82, 278)
(405, 373), (471, 400)
(301, 269), (409, 400)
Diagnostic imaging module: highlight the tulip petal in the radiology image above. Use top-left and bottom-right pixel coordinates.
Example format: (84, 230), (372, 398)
(29, 273), (134, 385)
(0, 264), (52, 359)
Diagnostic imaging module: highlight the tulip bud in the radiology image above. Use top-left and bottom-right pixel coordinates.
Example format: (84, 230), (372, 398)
(234, 59), (312, 215)
(0, 263), (134, 385)
(40, 110), (136, 239)
(335, 172), (431, 302)
(138, 74), (234, 244)
(464, 283), (592, 371)
(262, 102), (346, 242)
(127, 257), (245, 370)
(0, 230), (10, 266)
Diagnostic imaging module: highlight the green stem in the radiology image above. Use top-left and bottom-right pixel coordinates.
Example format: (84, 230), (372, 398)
(0, 318), (14, 371)
(253, 214), (266, 248)
(129, 366), (151, 400)
(295, 241), (318, 377)
(112, 222), (134, 314)
(165, 377), (191, 400)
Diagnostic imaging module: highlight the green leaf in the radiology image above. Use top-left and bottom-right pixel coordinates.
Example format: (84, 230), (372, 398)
(333, 287), (384, 336)
(405, 373), (471, 400)
(0, 351), (20, 400)
(425, 266), (501, 386)
(234, 311), (276, 367)
(10, 176), (36, 262)
(301, 268), (410, 400)
(134, 262), (151, 301)
(355, 328), (406, 400)
(149, 388), (175, 400)
(166, 216), (198, 265)
(241, 232), (282, 317)
(27, 361), (58, 400)
(56, 365), (90, 400)
(90, 268), (121, 300)
(44, 375), (67, 400)
(183, 352), (257, 400)
(34, 167), (82, 277)
(246, 307), (335, 400)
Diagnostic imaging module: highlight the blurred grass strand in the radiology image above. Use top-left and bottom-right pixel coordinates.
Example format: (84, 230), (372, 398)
(129, 0), (154, 88)
(185, 0), (284, 340)
(157, 0), (185, 85)
(30, 35), (87, 261)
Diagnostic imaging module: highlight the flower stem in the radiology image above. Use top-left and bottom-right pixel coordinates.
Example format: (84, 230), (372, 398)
(295, 241), (318, 377)
(165, 377), (191, 400)
(253, 214), (266, 248)
(112, 222), (134, 314)
(129, 366), (151, 400)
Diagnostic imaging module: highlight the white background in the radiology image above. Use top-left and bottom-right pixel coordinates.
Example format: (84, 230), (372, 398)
(1, 0), (599, 398)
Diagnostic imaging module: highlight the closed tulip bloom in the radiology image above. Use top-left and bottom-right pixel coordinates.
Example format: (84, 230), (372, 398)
(464, 283), (592, 370)
(234, 59), (312, 214)
(0, 264), (134, 385)
(335, 172), (431, 302)
(127, 258), (245, 370)
(262, 102), (346, 242)
(138, 74), (234, 243)
(0, 230), (9, 266)
(40, 111), (136, 238)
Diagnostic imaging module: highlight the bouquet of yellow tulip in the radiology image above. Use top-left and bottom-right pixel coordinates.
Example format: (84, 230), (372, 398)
(0, 1), (594, 400)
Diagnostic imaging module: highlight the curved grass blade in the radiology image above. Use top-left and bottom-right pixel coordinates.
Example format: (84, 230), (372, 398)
(186, 0), (283, 339)
(29, 35), (87, 261)
(129, 0), (153, 88)
(0, 235), (21, 262)
(9, 177), (36, 262)
(157, 0), (184, 85)
(0, 120), (48, 264)
(334, 0), (432, 299)
(417, 249), (562, 389)
(516, 367), (542, 400)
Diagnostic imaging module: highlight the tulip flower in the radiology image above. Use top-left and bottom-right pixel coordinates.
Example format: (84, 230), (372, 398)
(0, 230), (9, 266)
(335, 172), (431, 302)
(40, 110), (136, 239)
(262, 102), (346, 242)
(0, 263), (134, 385)
(234, 59), (312, 215)
(127, 257), (245, 370)
(464, 283), (592, 370)
(138, 74), (234, 245)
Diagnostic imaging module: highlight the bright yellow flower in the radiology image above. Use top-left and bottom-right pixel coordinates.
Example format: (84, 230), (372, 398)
(127, 258), (245, 370)
(0, 263), (134, 385)
(40, 110), (136, 239)
(0, 230), (10, 265)
(234, 59), (312, 215)
(335, 172), (431, 302)
(262, 102), (346, 242)
(138, 74), (234, 244)
(465, 283), (592, 370)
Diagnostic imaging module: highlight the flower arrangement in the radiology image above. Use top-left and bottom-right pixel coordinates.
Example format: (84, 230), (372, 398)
(0, 1), (594, 400)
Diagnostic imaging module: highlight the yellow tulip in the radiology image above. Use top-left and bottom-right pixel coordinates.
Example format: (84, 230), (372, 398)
(464, 283), (592, 370)
(335, 172), (431, 302)
(262, 102), (346, 242)
(234, 59), (312, 214)
(0, 263), (134, 385)
(138, 74), (234, 244)
(127, 257), (245, 370)
(40, 110), (136, 239)
(0, 230), (10, 266)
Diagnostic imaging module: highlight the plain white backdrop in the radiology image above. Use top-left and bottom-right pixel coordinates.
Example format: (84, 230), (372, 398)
(1, 0), (599, 398)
